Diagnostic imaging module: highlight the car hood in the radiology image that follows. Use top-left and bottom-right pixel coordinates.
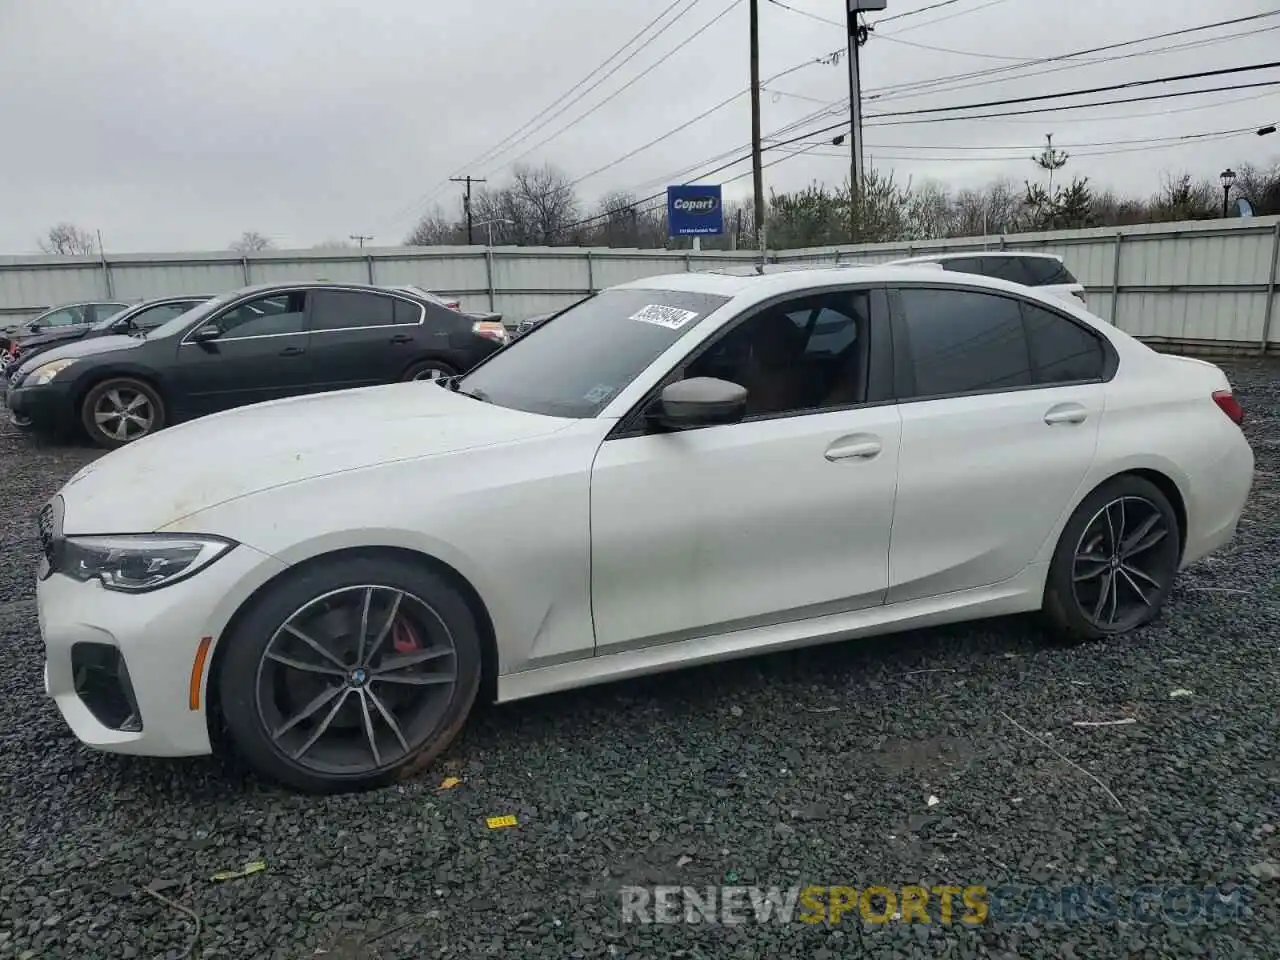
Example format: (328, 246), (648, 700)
(58, 382), (571, 533)
(15, 329), (85, 349)
(10, 334), (140, 382)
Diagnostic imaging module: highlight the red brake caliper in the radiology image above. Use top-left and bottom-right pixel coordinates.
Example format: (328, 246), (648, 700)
(391, 617), (420, 654)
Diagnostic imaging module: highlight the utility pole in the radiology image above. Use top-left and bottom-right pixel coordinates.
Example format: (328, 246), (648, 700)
(846, 1), (882, 239)
(749, 0), (764, 251)
(349, 234), (373, 249)
(451, 176), (487, 245)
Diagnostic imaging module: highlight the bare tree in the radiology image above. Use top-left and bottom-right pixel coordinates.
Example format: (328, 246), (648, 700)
(406, 206), (467, 246)
(905, 181), (954, 241)
(509, 163), (580, 245)
(39, 222), (98, 256)
(230, 231), (273, 252)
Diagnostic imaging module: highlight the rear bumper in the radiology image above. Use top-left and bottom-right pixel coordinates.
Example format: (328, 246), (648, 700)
(1182, 432), (1255, 567)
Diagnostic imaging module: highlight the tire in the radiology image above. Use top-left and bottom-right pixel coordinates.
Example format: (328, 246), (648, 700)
(1042, 475), (1182, 644)
(80, 377), (166, 449)
(402, 359), (458, 382)
(217, 552), (483, 794)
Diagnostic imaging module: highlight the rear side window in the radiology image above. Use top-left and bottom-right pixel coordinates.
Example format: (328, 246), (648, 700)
(1022, 257), (1077, 285)
(310, 290), (396, 331)
(394, 298), (424, 324)
(897, 288), (1031, 397)
(1022, 302), (1104, 383)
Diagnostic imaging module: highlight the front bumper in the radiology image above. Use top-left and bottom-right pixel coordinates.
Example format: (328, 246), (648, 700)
(38, 540), (287, 756)
(6, 381), (76, 433)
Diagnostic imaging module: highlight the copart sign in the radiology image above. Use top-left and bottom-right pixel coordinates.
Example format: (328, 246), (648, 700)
(667, 184), (724, 237)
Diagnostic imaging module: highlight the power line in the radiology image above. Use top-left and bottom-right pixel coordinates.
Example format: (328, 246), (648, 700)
(865, 79), (1280, 126)
(478, 0), (744, 179)
(880, 0), (1015, 36)
(866, 10), (1280, 101)
(871, 0), (968, 26)
(865, 60), (1280, 119)
(379, 0), (696, 228)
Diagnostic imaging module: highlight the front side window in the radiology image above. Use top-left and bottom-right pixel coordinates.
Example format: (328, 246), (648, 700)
(1023, 302), (1105, 383)
(455, 288), (730, 418)
(685, 290), (871, 417)
(897, 287), (1031, 398)
(310, 290), (397, 331)
(200, 292), (307, 340)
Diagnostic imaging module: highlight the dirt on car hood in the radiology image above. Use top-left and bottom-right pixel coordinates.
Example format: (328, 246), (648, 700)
(58, 381), (569, 533)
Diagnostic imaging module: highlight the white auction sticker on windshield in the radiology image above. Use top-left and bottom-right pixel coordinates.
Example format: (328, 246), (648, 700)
(629, 304), (700, 329)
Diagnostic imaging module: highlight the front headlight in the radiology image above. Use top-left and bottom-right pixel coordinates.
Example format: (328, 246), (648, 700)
(29, 358), (78, 385)
(56, 534), (236, 592)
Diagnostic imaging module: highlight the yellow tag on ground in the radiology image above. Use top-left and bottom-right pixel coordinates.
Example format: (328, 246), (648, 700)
(486, 815), (518, 829)
(439, 777), (461, 790)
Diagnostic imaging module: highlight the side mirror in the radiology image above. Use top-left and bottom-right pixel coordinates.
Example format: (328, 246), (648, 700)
(26, 322), (40, 333)
(189, 324), (222, 343)
(649, 377), (747, 431)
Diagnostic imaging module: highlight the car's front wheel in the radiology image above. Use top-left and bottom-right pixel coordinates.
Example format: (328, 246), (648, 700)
(217, 552), (482, 793)
(1043, 475), (1182, 642)
(80, 377), (166, 449)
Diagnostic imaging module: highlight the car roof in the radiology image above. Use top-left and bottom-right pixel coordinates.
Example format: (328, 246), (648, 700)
(226, 280), (427, 298)
(609, 263), (1058, 302)
(890, 251), (1064, 263)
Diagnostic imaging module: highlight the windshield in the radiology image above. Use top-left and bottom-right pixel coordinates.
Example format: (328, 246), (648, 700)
(144, 290), (242, 339)
(89, 306), (132, 331)
(455, 287), (730, 418)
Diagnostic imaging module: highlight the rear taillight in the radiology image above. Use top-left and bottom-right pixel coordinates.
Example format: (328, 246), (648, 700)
(1212, 389), (1244, 426)
(472, 320), (508, 345)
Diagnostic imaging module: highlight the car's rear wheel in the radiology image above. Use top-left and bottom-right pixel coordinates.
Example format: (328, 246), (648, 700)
(1043, 475), (1181, 643)
(80, 377), (166, 449)
(217, 553), (482, 793)
(402, 359), (457, 382)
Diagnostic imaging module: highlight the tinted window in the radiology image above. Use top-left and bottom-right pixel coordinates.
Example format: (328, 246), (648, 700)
(898, 288), (1031, 397)
(129, 301), (201, 331)
(87, 303), (129, 324)
(687, 291), (871, 417)
(203, 292), (307, 339)
(35, 307), (85, 328)
(394, 298), (423, 325)
(310, 290), (396, 331)
(1023, 257), (1077, 285)
(456, 288), (730, 418)
(1023, 302), (1104, 383)
(940, 258), (983, 276)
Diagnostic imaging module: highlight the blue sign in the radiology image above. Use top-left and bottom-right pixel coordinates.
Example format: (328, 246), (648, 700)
(667, 184), (724, 237)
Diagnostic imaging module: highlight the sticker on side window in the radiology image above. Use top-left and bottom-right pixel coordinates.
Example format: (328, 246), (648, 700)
(629, 304), (700, 329)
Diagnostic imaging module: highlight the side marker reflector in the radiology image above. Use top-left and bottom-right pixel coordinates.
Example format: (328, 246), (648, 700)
(189, 636), (213, 711)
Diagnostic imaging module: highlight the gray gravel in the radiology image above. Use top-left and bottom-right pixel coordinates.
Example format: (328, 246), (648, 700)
(1, 361), (1278, 959)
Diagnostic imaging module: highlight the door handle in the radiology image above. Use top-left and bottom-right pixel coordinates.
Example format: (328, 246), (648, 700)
(825, 436), (882, 461)
(390, 334), (413, 344)
(1044, 403), (1088, 425)
(279, 346), (305, 357)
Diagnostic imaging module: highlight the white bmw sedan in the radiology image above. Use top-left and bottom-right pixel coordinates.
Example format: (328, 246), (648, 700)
(35, 266), (1254, 792)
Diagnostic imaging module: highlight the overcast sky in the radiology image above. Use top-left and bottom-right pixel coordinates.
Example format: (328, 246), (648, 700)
(1, 0), (1277, 254)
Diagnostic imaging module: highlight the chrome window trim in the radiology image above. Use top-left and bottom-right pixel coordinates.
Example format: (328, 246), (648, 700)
(179, 286), (426, 346)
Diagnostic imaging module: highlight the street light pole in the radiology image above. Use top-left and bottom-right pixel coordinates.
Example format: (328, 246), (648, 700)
(1220, 168), (1237, 219)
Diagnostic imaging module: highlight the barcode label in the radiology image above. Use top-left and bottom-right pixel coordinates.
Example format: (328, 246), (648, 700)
(629, 304), (700, 329)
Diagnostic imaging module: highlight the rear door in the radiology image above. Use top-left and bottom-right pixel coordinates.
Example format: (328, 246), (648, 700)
(171, 290), (312, 416)
(884, 284), (1108, 603)
(305, 289), (424, 391)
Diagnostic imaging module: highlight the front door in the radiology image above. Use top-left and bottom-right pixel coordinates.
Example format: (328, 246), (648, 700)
(589, 287), (901, 652)
(171, 290), (312, 418)
(885, 285), (1107, 603)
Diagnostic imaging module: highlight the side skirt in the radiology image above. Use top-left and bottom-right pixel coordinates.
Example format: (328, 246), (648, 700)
(497, 562), (1049, 703)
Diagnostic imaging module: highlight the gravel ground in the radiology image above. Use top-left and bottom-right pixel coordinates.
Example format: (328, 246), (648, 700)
(1, 362), (1278, 960)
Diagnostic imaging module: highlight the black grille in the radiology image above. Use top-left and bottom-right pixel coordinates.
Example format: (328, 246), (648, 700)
(36, 502), (55, 567)
(71, 643), (143, 732)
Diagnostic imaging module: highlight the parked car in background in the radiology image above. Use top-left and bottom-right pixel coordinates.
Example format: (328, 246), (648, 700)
(887, 252), (1088, 308)
(3, 296), (210, 374)
(1, 300), (132, 369)
(6, 281), (504, 448)
(1, 300), (132, 343)
(31, 266), (1252, 792)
